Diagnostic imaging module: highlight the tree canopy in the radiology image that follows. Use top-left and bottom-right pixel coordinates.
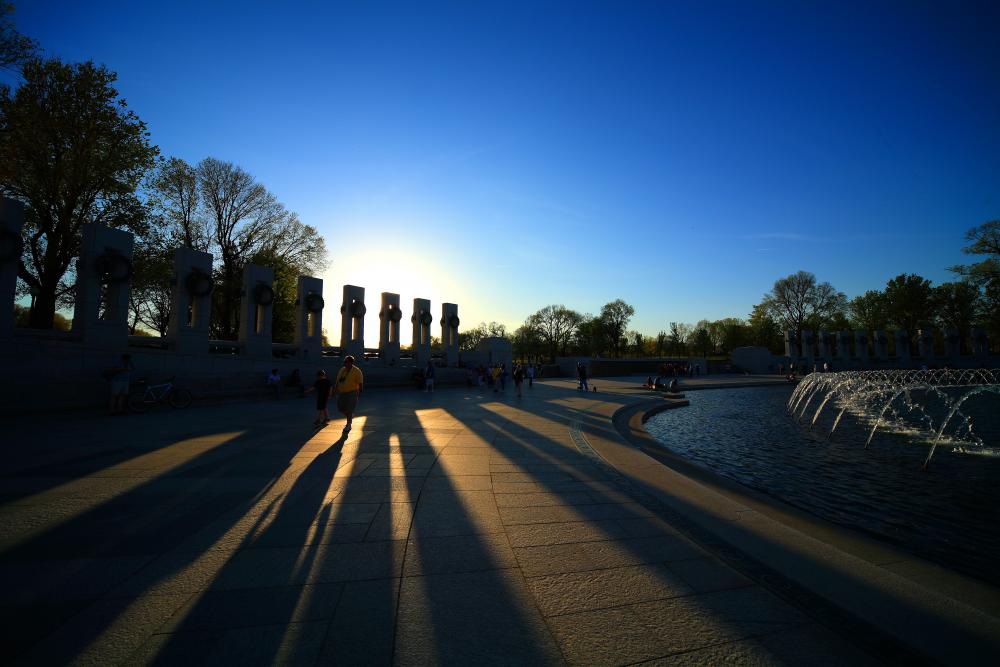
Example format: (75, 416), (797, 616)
(759, 271), (847, 338)
(0, 58), (159, 328)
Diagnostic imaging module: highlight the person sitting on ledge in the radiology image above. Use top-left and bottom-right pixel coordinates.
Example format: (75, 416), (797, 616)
(668, 378), (678, 393)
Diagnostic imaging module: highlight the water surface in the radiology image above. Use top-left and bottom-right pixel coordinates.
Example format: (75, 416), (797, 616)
(644, 385), (1000, 585)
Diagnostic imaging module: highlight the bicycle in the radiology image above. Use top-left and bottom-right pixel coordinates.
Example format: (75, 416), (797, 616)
(128, 376), (193, 412)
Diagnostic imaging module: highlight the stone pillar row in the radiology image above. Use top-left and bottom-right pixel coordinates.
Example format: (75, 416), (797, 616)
(782, 327), (990, 367)
(1, 208), (463, 363)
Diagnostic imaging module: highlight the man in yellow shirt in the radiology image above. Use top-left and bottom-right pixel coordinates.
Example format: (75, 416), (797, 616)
(335, 355), (364, 428)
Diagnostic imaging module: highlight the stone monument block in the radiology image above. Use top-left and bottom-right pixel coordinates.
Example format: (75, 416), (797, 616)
(917, 328), (935, 361)
(0, 198), (24, 339)
(837, 331), (852, 360)
(340, 285), (366, 360)
(971, 327), (989, 360)
(238, 264), (275, 359)
(801, 330), (815, 365)
(894, 330), (911, 365)
(874, 331), (889, 361)
(440, 303), (459, 366)
(411, 298), (432, 366)
(478, 336), (512, 372)
(72, 224), (134, 349)
(379, 292), (402, 366)
(819, 331), (833, 361)
(295, 276), (324, 361)
(854, 330), (870, 363)
(944, 328), (961, 365)
(168, 247), (213, 354)
(783, 330), (799, 359)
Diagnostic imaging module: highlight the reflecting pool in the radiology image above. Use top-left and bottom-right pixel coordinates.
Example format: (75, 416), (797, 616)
(644, 385), (1000, 585)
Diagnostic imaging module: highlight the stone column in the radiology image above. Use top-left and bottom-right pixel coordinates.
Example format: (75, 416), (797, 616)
(971, 327), (989, 361)
(0, 198), (24, 339)
(917, 328), (935, 361)
(894, 330), (911, 367)
(72, 224), (134, 349)
(873, 331), (889, 361)
(783, 330), (799, 359)
(411, 298), (432, 366)
(819, 331), (833, 363)
(168, 247), (213, 354)
(944, 328), (961, 366)
(295, 276), (324, 361)
(441, 303), (459, 366)
(238, 264), (274, 359)
(854, 331), (870, 367)
(379, 292), (402, 366)
(339, 285), (366, 360)
(836, 331), (851, 362)
(801, 331), (815, 370)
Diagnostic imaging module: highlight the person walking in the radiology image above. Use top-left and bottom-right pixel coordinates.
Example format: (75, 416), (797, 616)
(577, 362), (589, 392)
(424, 360), (436, 393)
(513, 364), (525, 397)
(334, 355), (364, 430)
(266, 368), (282, 399)
(526, 363), (535, 388)
(303, 369), (332, 426)
(492, 364), (502, 393)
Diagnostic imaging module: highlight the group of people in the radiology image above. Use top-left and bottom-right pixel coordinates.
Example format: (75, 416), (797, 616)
(468, 362), (537, 397)
(657, 361), (699, 378)
(304, 355), (364, 428)
(643, 375), (679, 392)
(264, 357), (365, 428)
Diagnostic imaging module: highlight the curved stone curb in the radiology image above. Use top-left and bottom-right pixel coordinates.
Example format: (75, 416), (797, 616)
(572, 397), (1000, 665)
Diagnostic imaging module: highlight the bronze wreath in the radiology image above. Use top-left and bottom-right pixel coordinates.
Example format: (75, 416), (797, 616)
(94, 252), (132, 284)
(253, 283), (274, 306)
(184, 269), (213, 297)
(305, 293), (324, 313)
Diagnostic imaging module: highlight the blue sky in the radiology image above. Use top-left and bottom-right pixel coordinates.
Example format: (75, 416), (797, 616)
(8, 1), (1000, 341)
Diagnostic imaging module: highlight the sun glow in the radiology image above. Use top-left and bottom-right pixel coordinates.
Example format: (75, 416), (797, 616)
(323, 246), (465, 346)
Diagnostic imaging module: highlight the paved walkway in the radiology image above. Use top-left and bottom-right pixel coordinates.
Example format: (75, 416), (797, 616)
(1, 378), (879, 665)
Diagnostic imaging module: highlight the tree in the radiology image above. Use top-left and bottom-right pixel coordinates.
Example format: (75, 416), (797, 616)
(150, 157), (206, 250)
(759, 271), (846, 341)
(668, 322), (690, 356)
(690, 326), (712, 357)
(655, 330), (667, 357)
(933, 282), (981, 341)
(882, 273), (933, 335)
(0, 59), (159, 328)
(0, 3), (38, 71)
(599, 299), (635, 358)
(197, 157), (320, 339)
(714, 317), (750, 353)
(848, 290), (887, 332)
(573, 315), (605, 356)
(950, 220), (1000, 285)
(746, 305), (782, 353)
(949, 220), (1000, 351)
(526, 304), (583, 361)
(511, 323), (543, 361)
(127, 226), (173, 335)
(459, 321), (508, 351)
